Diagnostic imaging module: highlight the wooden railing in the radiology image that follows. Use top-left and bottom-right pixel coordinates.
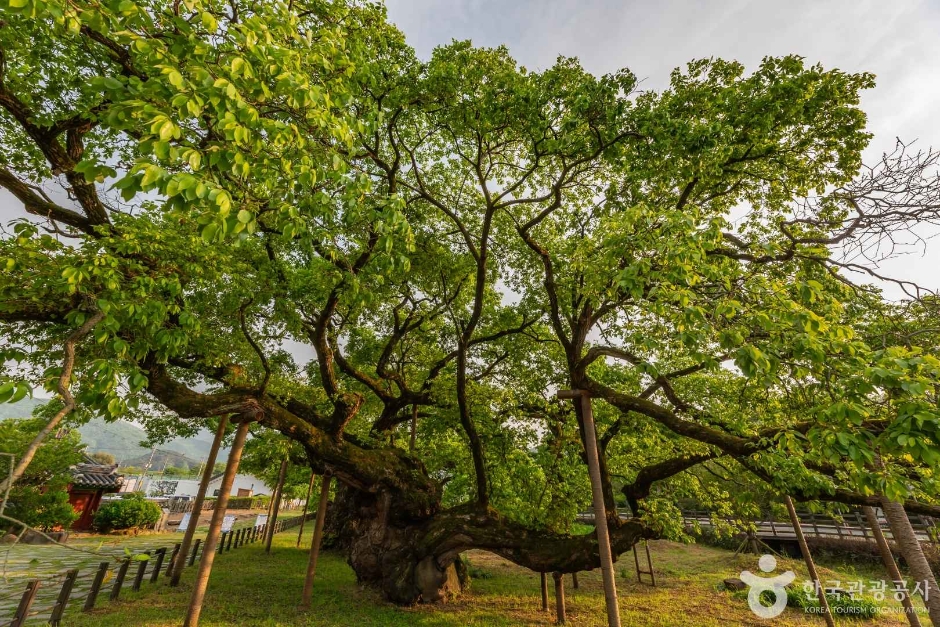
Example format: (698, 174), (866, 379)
(0, 513), (314, 627)
(164, 495), (303, 514)
(681, 508), (939, 545)
(575, 507), (939, 546)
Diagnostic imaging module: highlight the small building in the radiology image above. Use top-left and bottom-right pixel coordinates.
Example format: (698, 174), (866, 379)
(132, 473), (272, 499)
(67, 457), (125, 530)
(207, 473), (270, 498)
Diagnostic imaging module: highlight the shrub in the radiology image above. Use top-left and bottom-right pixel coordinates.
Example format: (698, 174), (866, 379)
(731, 585), (879, 620)
(93, 493), (162, 532)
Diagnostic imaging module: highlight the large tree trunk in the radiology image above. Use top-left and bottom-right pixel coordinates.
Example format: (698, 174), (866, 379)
(323, 481), (652, 605)
(327, 484), (465, 604)
(879, 497), (940, 625)
(144, 367), (651, 605)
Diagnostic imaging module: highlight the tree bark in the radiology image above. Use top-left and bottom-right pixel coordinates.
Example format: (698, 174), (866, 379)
(879, 497), (940, 625)
(184, 418), (251, 627)
(784, 496), (834, 627)
(171, 415), (228, 587)
(409, 403), (418, 453)
(862, 505), (922, 627)
(265, 458), (288, 553)
(301, 473), (331, 608)
(297, 471), (316, 548)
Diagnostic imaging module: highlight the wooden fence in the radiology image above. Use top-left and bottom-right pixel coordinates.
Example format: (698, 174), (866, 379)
(0, 513), (314, 627)
(164, 495), (303, 514)
(575, 507), (939, 546)
(681, 508), (939, 545)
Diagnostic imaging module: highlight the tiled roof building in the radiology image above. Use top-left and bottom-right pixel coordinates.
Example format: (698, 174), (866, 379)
(67, 456), (125, 530)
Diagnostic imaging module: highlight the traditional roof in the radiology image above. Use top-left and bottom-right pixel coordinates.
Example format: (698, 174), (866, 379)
(70, 456), (125, 491)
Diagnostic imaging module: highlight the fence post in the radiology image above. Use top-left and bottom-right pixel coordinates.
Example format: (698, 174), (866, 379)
(131, 551), (150, 591)
(856, 512), (870, 541)
(166, 543), (181, 577)
(49, 568), (79, 626)
(110, 558), (131, 601)
(10, 580), (40, 627)
(133, 551), (151, 591)
(226, 528), (234, 551)
(150, 547), (167, 583)
(84, 561), (111, 611)
(218, 532), (227, 554)
(189, 538), (202, 566)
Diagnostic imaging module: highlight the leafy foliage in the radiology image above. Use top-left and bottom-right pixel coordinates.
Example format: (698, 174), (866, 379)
(92, 492), (162, 532)
(1, 0), (939, 590)
(0, 417), (83, 530)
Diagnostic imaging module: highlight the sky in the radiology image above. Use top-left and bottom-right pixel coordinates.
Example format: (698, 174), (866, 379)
(384, 0), (940, 295)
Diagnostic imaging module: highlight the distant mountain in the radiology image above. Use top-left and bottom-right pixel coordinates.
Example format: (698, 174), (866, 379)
(0, 397), (46, 420)
(1, 399), (228, 467)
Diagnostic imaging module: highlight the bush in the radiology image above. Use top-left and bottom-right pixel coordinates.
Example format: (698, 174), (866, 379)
(731, 585), (879, 620)
(93, 493), (162, 532)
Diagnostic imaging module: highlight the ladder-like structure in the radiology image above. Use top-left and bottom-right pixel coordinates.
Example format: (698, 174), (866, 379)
(633, 540), (656, 586)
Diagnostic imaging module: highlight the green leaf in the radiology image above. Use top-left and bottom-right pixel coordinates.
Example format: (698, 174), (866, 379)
(201, 11), (218, 32)
(0, 382), (15, 404)
(201, 222), (219, 241)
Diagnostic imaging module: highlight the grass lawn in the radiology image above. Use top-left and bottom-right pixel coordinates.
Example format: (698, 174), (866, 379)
(64, 529), (933, 626)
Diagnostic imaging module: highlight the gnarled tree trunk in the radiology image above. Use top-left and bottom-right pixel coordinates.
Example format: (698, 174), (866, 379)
(324, 482), (652, 605)
(326, 484), (465, 603)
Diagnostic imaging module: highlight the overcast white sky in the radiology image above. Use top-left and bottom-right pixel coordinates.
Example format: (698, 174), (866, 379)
(385, 0), (940, 295)
(2, 1), (937, 293)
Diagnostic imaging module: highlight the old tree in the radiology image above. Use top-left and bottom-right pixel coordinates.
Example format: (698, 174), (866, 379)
(3, 0), (940, 604)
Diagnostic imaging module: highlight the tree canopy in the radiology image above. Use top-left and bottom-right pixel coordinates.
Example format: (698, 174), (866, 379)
(2, 0), (939, 603)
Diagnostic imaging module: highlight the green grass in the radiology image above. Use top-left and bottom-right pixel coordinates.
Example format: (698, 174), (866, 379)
(62, 532), (933, 626)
